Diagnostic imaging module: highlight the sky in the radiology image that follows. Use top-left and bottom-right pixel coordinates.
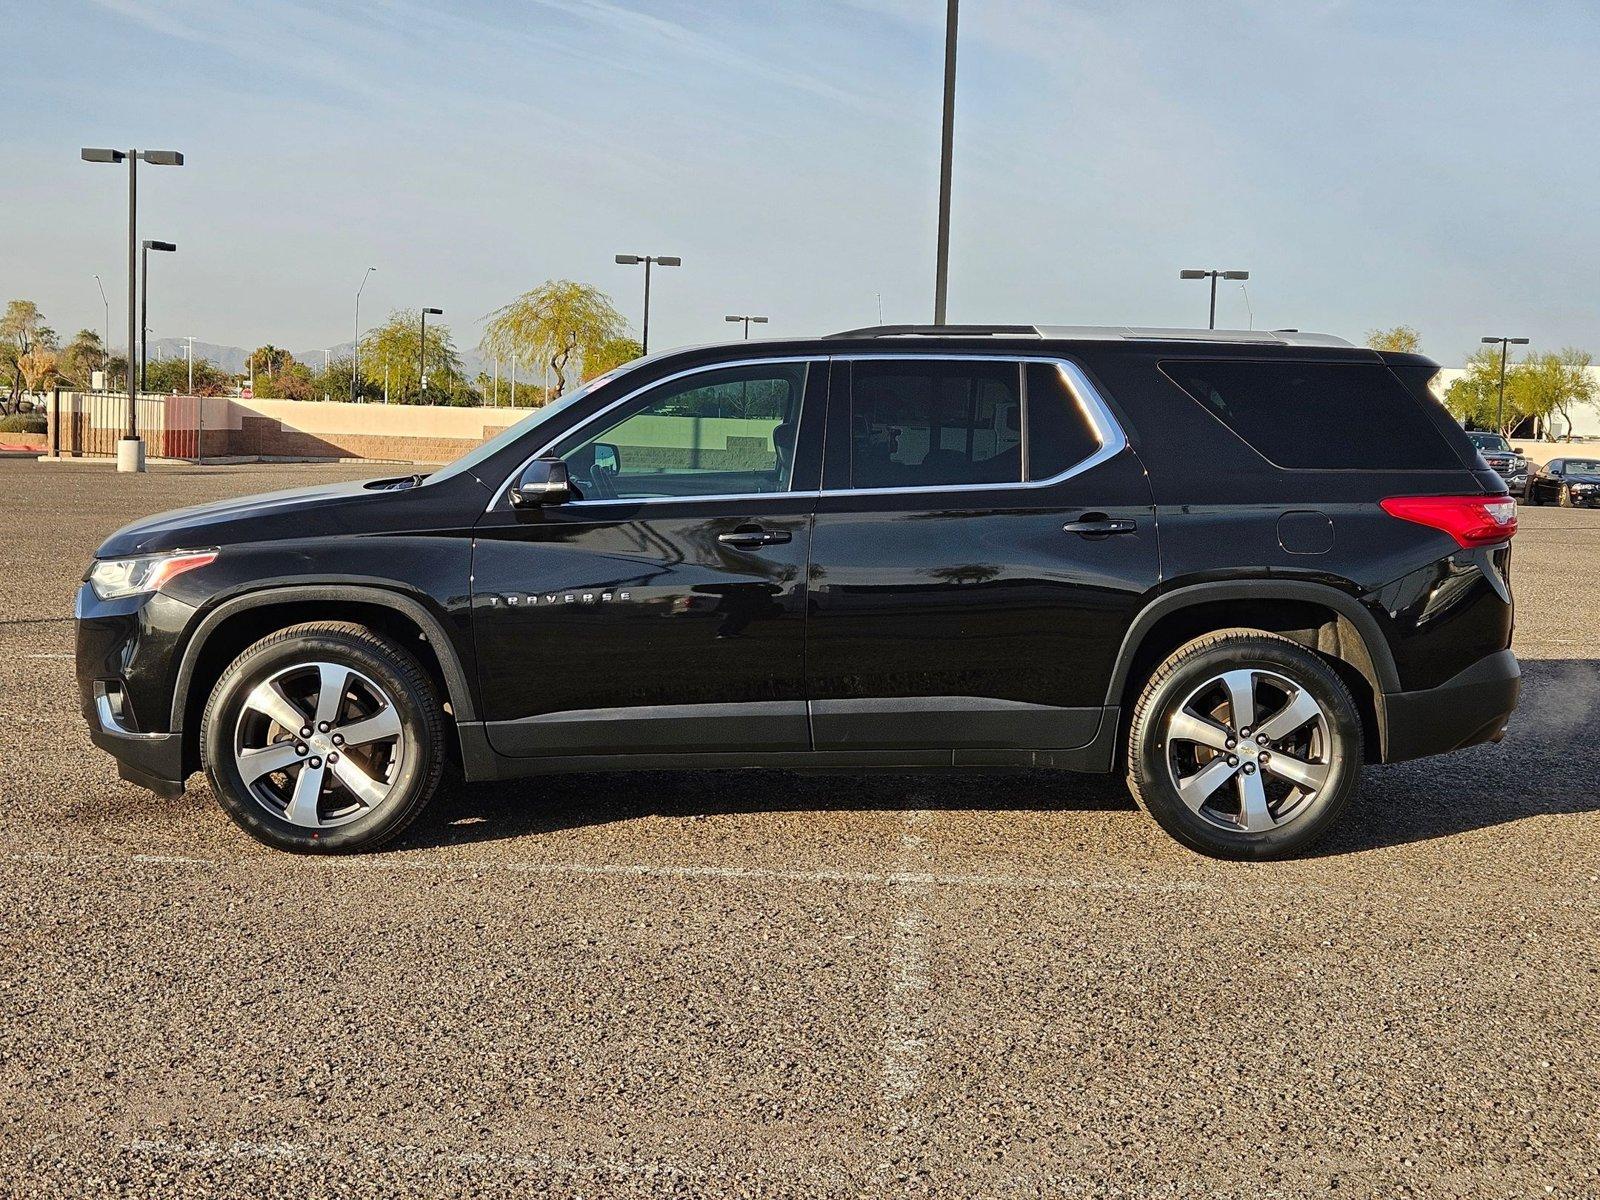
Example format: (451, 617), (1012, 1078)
(4, 0), (1599, 366)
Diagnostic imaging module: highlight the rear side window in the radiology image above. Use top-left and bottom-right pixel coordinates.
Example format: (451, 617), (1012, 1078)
(1160, 359), (1461, 470)
(849, 360), (1022, 488)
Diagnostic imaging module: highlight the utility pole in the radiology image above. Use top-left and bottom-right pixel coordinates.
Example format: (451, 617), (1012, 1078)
(94, 275), (110, 387)
(353, 266), (375, 403)
(418, 306), (443, 400)
(933, 0), (958, 325)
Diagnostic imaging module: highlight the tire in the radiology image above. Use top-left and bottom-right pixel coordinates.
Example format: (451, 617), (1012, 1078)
(200, 621), (446, 853)
(1560, 485), (1574, 508)
(1125, 629), (1363, 861)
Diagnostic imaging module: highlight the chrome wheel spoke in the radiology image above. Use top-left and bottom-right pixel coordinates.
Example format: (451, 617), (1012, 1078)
(337, 706), (401, 748)
(244, 679), (306, 732)
(313, 663), (352, 727)
(1176, 756), (1238, 812)
(1220, 670), (1257, 732)
(330, 754), (388, 806)
(1236, 769), (1276, 832)
(1168, 710), (1232, 753)
(1264, 751), (1328, 792)
(236, 741), (302, 784)
(1255, 688), (1321, 743)
(283, 761), (326, 827)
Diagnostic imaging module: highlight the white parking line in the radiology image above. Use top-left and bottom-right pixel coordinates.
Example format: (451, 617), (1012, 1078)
(881, 809), (933, 1106)
(2, 848), (1216, 893)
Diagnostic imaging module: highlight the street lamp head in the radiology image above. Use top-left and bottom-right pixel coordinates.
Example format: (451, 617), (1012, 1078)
(143, 240), (177, 252)
(615, 254), (641, 265)
(1179, 270), (1208, 279)
(657, 256), (682, 267)
(752, 316), (769, 324)
(725, 315), (741, 323)
(81, 147), (126, 163)
(141, 150), (185, 166)
(422, 307), (443, 315)
(1510, 337), (1530, 345)
(1223, 270), (1250, 280)
(1481, 337), (1500, 344)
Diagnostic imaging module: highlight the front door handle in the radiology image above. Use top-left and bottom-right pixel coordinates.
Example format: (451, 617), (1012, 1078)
(1063, 514), (1137, 537)
(718, 527), (792, 549)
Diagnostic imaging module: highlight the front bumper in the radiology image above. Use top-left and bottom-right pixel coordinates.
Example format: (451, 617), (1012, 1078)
(77, 583), (197, 797)
(1379, 648), (1520, 762)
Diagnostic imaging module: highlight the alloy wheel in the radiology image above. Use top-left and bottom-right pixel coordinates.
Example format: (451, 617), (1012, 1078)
(232, 661), (404, 829)
(1163, 667), (1332, 834)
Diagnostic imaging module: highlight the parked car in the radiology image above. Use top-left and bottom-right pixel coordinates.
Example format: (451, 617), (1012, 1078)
(1526, 457), (1600, 507)
(77, 326), (1519, 860)
(1465, 431), (1530, 496)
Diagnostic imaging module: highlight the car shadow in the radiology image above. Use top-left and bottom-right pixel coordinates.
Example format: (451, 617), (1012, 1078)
(395, 658), (1599, 857)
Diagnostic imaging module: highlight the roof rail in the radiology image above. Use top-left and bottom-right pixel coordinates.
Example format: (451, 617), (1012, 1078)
(825, 323), (1352, 348)
(825, 324), (1041, 339)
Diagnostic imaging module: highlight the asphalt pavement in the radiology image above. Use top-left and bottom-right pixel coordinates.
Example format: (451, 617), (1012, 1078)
(1, 459), (1596, 1198)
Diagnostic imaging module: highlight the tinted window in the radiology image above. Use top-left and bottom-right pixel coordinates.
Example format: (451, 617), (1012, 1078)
(849, 360), (1022, 488)
(1026, 362), (1101, 479)
(1161, 360), (1461, 470)
(553, 362), (807, 499)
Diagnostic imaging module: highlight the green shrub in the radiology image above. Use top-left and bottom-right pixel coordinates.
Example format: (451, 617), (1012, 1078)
(0, 413), (47, 434)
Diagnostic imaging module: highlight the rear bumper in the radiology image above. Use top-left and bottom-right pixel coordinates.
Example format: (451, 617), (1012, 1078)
(1379, 648), (1520, 762)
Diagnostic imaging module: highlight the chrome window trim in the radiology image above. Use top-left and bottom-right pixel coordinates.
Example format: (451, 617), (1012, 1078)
(488, 356), (823, 511)
(487, 352), (1128, 511)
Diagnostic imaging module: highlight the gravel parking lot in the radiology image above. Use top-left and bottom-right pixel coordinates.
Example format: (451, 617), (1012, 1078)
(1, 458), (1596, 1198)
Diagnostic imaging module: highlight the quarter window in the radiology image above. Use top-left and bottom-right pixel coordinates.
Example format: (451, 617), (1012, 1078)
(553, 363), (807, 500)
(1160, 359), (1461, 470)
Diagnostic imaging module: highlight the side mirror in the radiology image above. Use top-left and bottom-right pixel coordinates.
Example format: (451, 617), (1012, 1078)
(509, 457), (572, 508)
(592, 442), (621, 475)
(1513, 447), (1527, 455)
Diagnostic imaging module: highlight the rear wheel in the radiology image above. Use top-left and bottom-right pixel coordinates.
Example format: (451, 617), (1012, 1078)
(1126, 630), (1362, 860)
(201, 621), (445, 853)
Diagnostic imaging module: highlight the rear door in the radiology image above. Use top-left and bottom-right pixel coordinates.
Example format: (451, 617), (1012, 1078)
(471, 357), (826, 757)
(804, 355), (1159, 754)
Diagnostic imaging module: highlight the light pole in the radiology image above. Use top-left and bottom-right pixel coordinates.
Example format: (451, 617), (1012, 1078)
(419, 307), (442, 400)
(182, 336), (196, 394)
(1481, 335), (1530, 435)
(139, 240), (176, 391)
(933, 0), (958, 324)
(615, 254), (680, 355)
(1180, 269), (1249, 329)
(353, 266), (375, 403)
(93, 275), (110, 388)
(724, 314), (769, 339)
(81, 147), (184, 472)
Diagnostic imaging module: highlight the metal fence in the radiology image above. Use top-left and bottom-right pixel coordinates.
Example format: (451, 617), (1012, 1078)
(46, 392), (204, 461)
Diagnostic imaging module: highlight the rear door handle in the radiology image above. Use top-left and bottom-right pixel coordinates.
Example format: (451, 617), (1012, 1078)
(718, 527), (792, 548)
(1062, 515), (1137, 537)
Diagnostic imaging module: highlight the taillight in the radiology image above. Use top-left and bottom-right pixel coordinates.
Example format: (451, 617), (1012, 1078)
(1380, 494), (1517, 547)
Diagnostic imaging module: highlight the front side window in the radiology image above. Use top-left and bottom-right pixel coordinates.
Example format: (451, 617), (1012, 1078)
(552, 362), (808, 500)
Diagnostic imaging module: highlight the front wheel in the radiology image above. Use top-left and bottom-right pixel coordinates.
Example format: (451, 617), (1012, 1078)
(1126, 630), (1363, 860)
(1560, 485), (1574, 508)
(200, 621), (446, 853)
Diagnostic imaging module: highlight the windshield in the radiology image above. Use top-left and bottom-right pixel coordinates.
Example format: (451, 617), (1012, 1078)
(1467, 431), (1510, 452)
(423, 363), (643, 489)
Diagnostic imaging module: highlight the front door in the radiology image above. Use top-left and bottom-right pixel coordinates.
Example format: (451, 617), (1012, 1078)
(472, 357), (825, 757)
(805, 355), (1159, 753)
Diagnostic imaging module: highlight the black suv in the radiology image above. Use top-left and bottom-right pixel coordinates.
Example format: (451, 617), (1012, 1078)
(77, 326), (1520, 859)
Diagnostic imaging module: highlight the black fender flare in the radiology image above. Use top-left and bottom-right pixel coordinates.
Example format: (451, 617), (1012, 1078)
(169, 583), (477, 730)
(1103, 579), (1401, 707)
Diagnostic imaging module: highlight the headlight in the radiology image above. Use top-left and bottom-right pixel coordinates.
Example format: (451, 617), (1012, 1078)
(88, 550), (217, 600)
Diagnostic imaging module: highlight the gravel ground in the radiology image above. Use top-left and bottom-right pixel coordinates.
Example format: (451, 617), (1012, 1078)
(1, 459), (1596, 1198)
